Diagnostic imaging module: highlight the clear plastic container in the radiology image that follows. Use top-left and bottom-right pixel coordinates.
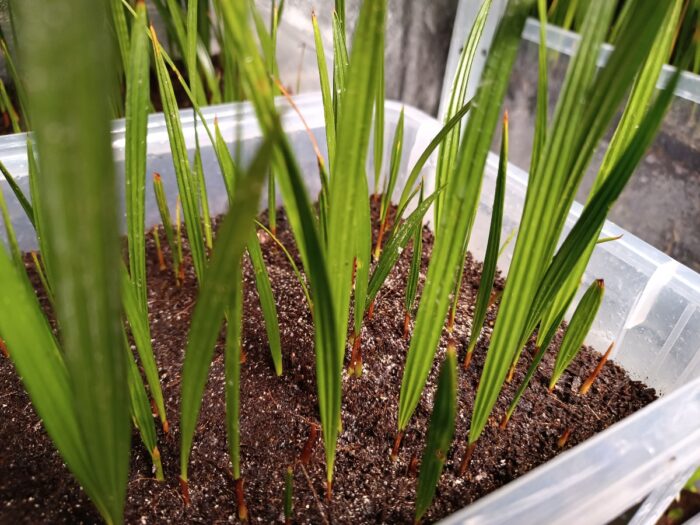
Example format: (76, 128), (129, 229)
(1, 93), (699, 524)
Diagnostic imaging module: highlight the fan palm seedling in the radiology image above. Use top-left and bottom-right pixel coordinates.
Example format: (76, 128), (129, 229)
(463, 0), (680, 472)
(414, 347), (457, 523)
(463, 112), (508, 370)
(548, 279), (605, 391)
(2, 1), (130, 522)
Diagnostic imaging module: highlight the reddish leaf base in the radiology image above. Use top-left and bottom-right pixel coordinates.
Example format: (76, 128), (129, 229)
(580, 341), (614, 395)
(179, 477), (191, 506)
(391, 431), (404, 462)
(299, 423), (318, 465)
(458, 442), (478, 476)
(235, 478), (248, 521)
(557, 428), (572, 449)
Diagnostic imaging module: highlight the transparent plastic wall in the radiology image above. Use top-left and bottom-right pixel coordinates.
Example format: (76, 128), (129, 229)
(0, 94), (699, 525)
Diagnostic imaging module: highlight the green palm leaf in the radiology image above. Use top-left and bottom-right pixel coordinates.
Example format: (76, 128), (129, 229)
(397, 0), (534, 434)
(12, 0), (130, 520)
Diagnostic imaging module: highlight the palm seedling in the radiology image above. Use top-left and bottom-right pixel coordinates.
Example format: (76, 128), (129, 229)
(0, 0), (688, 522)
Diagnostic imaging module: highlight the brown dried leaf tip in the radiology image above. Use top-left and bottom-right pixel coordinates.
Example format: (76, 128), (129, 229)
(498, 411), (509, 430)
(557, 428), (572, 449)
(580, 341), (614, 395)
(299, 423), (319, 465)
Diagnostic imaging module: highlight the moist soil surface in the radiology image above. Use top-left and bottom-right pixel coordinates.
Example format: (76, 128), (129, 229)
(0, 200), (657, 524)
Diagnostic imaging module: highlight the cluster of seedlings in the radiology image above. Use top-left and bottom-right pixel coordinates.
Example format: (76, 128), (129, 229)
(0, 0), (691, 523)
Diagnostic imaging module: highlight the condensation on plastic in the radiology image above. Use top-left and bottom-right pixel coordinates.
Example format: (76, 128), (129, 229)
(0, 93), (699, 524)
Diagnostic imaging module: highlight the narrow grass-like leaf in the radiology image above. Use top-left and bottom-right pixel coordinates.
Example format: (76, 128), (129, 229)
(110, 0), (131, 73)
(394, 100), (473, 224)
(549, 279), (604, 390)
(529, 70), (680, 347)
(26, 140), (52, 284)
(349, 183), (372, 377)
(328, 0), (387, 363)
(256, 221), (313, 311)
(151, 26), (207, 283)
(537, 0), (683, 349)
(121, 263), (167, 428)
(312, 12), (336, 168)
(215, 0), (339, 494)
(13, 0), (129, 520)
(179, 140), (272, 484)
(372, 30), (385, 198)
(125, 0), (151, 311)
(0, 77), (21, 133)
(367, 190), (440, 305)
(30, 251), (54, 306)
(225, 268), (250, 521)
(403, 184), (424, 335)
(194, 138), (214, 250)
(0, 246), (94, 508)
(125, 337), (164, 481)
(375, 108), (405, 257)
(531, 0), (548, 173)
(331, 10), (349, 121)
(470, 0), (673, 446)
(501, 291), (573, 427)
(248, 232), (283, 375)
(153, 173), (181, 279)
(225, 265), (244, 480)
(0, 184), (21, 268)
(415, 346), (457, 523)
(0, 32), (29, 127)
(464, 113), (508, 365)
(397, 0), (533, 434)
(434, 0), (492, 227)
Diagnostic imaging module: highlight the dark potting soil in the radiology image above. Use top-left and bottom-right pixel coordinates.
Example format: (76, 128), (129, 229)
(0, 200), (657, 524)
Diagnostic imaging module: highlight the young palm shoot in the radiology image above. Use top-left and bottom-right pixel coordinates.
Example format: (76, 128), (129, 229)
(579, 341), (614, 395)
(125, 337), (165, 481)
(396, 0), (533, 456)
(499, 291), (573, 429)
(9, 0), (130, 520)
(349, 176), (372, 377)
(403, 184), (425, 340)
(533, 0), (683, 358)
(433, 0), (493, 227)
(374, 108), (404, 260)
(179, 140), (274, 502)
(466, 0), (676, 471)
(151, 25), (207, 283)
(372, 26), (386, 201)
(153, 173), (182, 280)
(214, 0), (340, 499)
(414, 347), (457, 523)
(248, 232), (283, 375)
(225, 263), (247, 519)
(463, 112), (508, 370)
(125, 0), (151, 309)
(549, 279), (605, 391)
